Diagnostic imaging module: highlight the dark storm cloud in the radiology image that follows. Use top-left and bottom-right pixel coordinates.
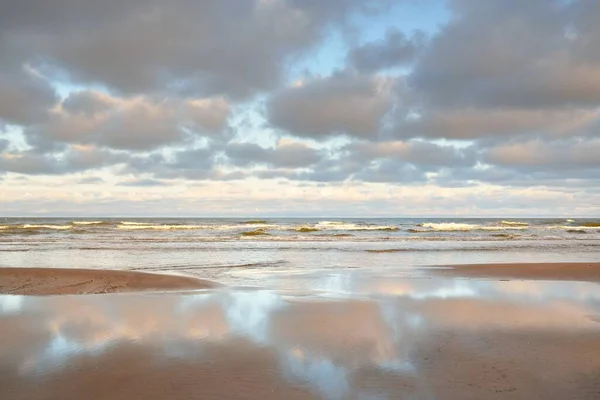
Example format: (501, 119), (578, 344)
(0, 0), (388, 99)
(348, 30), (426, 73)
(267, 73), (395, 139)
(225, 141), (322, 168)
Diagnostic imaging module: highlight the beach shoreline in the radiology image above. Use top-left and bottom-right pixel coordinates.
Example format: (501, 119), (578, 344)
(0, 267), (219, 295)
(431, 262), (600, 283)
(0, 262), (598, 295)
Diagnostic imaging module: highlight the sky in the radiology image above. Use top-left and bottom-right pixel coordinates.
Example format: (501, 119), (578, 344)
(1, 0), (599, 217)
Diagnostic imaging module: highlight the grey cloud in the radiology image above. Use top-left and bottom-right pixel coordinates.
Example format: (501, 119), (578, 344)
(0, 139), (9, 153)
(117, 178), (170, 187)
(0, 146), (126, 175)
(62, 91), (114, 115)
(386, 0), (600, 142)
(353, 160), (426, 183)
(409, 0), (600, 109)
(394, 108), (600, 140)
(124, 148), (217, 181)
(25, 91), (230, 151)
(0, 68), (57, 126)
(225, 141), (321, 168)
(1, 0), (388, 98)
(77, 177), (105, 184)
(346, 140), (476, 168)
(348, 30), (426, 73)
(267, 73), (395, 139)
(483, 138), (600, 170)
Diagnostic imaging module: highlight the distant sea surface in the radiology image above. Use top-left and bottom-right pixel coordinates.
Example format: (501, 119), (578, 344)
(1, 217), (599, 285)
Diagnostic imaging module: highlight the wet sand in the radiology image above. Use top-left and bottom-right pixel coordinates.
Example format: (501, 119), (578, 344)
(1, 277), (600, 400)
(1, 264), (600, 398)
(0, 267), (218, 295)
(432, 262), (600, 283)
(1, 262), (599, 296)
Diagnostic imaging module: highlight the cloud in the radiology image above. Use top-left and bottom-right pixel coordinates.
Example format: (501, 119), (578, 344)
(77, 177), (105, 184)
(346, 140), (476, 168)
(117, 178), (170, 187)
(0, 0), (389, 99)
(225, 140), (321, 168)
(0, 145), (126, 175)
(1, 0), (600, 216)
(267, 73), (395, 139)
(25, 91), (230, 151)
(410, 0), (600, 109)
(0, 139), (9, 153)
(395, 108), (600, 139)
(348, 30), (426, 73)
(390, 0), (600, 142)
(483, 137), (600, 170)
(0, 66), (57, 126)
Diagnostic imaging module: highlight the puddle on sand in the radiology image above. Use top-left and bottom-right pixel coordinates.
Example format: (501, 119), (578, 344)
(1, 274), (600, 400)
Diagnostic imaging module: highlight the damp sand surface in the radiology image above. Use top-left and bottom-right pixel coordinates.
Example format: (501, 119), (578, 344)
(0, 267), (218, 295)
(1, 263), (600, 399)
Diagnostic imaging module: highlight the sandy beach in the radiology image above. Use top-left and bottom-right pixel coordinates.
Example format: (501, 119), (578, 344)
(0, 267), (218, 295)
(433, 262), (600, 283)
(1, 262), (599, 295)
(1, 263), (600, 399)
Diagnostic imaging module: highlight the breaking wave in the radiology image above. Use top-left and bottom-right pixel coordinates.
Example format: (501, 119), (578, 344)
(117, 224), (212, 230)
(0, 224), (72, 231)
(72, 221), (106, 225)
(412, 222), (528, 232)
(499, 220), (529, 227)
(314, 221), (398, 231)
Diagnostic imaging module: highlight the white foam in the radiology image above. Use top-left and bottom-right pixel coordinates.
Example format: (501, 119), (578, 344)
(72, 221), (104, 225)
(499, 220), (529, 226)
(417, 223), (479, 231)
(315, 221), (398, 231)
(415, 222), (527, 232)
(117, 224), (211, 230)
(22, 224), (72, 230)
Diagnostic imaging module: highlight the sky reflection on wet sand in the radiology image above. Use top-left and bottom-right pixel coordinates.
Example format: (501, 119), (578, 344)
(1, 274), (600, 400)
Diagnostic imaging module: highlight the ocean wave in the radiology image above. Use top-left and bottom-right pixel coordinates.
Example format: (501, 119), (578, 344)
(120, 221), (154, 226)
(22, 224), (72, 230)
(117, 224), (212, 230)
(413, 222), (528, 232)
(579, 222), (600, 228)
(240, 228), (270, 236)
(499, 220), (529, 226)
(314, 221), (398, 231)
(295, 227), (320, 233)
(549, 225), (600, 230)
(72, 221), (106, 225)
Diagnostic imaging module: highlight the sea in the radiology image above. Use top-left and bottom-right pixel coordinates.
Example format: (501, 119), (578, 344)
(1, 217), (599, 286)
